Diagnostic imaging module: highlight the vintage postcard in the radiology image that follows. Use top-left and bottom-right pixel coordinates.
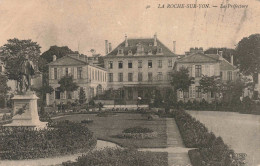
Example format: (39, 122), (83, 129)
(0, 0), (259, 166)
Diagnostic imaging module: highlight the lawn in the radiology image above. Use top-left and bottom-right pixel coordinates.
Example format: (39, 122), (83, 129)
(54, 113), (167, 148)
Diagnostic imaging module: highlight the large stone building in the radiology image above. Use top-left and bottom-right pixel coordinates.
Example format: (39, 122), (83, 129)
(175, 48), (238, 102)
(103, 34), (177, 104)
(46, 54), (107, 105)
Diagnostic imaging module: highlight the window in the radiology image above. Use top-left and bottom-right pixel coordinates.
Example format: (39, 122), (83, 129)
(210, 91), (214, 98)
(108, 61), (113, 69)
(195, 65), (202, 77)
(118, 61), (123, 69)
(128, 73), (133, 82)
(128, 88), (133, 100)
(158, 72), (163, 81)
(108, 73), (113, 82)
(228, 71), (232, 81)
(55, 90), (60, 99)
(220, 71), (223, 80)
(167, 72), (172, 80)
(118, 73), (123, 82)
(158, 60), (162, 68)
(77, 67), (82, 79)
(128, 61), (132, 68)
(168, 59), (172, 67)
(188, 67), (192, 76)
(195, 86), (201, 98)
(138, 60), (142, 68)
(138, 72), (143, 82)
(65, 68), (69, 76)
(148, 72), (153, 82)
(54, 68), (57, 79)
(184, 91), (189, 98)
(148, 60), (152, 68)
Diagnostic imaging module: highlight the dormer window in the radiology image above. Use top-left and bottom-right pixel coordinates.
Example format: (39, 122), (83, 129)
(158, 48), (162, 53)
(149, 43), (153, 46)
(118, 48), (123, 55)
(148, 49), (152, 55)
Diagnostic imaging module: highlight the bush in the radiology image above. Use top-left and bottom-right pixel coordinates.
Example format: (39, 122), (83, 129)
(81, 119), (93, 124)
(0, 120), (96, 160)
(172, 109), (245, 166)
(96, 112), (116, 117)
(62, 148), (168, 166)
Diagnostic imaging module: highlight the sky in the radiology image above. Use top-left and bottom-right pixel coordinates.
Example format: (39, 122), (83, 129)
(0, 0), (259, 55)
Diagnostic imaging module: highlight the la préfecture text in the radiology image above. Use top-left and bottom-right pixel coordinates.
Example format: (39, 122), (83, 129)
(157, 3), (248, 9)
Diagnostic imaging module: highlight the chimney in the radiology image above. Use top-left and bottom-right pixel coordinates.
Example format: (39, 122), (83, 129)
(231, 55), (234, 65)
(173, 41), (176, 53)
(154, 33), (157, 46)
(219, 51), (223, 60)
(105, 40), (108, 54)
(53, 55), (56, 61)
(109, 43), (112, 52)
(125, 34), (128, 47)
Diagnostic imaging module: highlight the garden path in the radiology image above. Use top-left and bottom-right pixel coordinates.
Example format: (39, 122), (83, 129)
(139, 118), (192, 166)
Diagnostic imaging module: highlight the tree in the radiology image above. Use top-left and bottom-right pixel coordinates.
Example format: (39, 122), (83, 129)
(79, 87), (86, 104)
(58, 75), (78, 99)
(223, 79), (246, 106)
(204, 47), (235, 64)
(153, 89), (163, 108)
(170, 67), (194, 102)
(0, 74), (11, 108)
(235, 34), (260, 76)
(41, 46), (76, 64)
(0, 38), (41, 89)
(199, 75), (224, 109)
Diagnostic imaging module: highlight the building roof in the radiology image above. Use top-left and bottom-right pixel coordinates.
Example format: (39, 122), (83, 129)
(220, 59), (237, 70)
(48, 55), (87, 66)
(106, 38), (176, 57)
(47, 55), (107, 71)
(177, 53), (219, 63)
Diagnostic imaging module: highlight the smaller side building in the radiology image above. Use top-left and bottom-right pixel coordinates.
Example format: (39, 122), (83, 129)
(46, 55), (107, 106)
(175, 48), (238, 102)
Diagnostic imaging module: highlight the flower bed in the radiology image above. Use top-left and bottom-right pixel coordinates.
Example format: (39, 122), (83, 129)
(115, 126), (157, 139)
(172, 109), (246, 166)
(96, 112), (117, 117)
(0, 120), (96, 160)
(62, 148), (168, 166)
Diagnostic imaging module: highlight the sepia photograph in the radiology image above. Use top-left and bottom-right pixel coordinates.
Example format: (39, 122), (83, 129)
(0, 0), (259, 165)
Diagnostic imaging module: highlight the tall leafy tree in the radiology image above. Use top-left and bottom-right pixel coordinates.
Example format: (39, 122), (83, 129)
(171, 67), (194, 102)
(58, 75), (78, 98)
(199, 75), (224, 109)
(0, 38), (41, 87)
(235, 34), (260, 76)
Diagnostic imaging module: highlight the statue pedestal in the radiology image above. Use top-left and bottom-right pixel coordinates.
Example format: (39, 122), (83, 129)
(4, 91), (47, 129)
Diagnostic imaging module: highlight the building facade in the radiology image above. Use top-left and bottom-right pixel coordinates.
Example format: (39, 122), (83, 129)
(103, 34), (177, 104)
(46, 55), (107, 106)
(175, 48), (238, 102)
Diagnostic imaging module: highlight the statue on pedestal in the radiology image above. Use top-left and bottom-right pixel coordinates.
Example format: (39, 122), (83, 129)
(4, 55), (47, 129)
(17, 55), (35, 94)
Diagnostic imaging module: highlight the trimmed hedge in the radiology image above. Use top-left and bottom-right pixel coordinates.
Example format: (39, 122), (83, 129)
(173, 109), (246, 166)
(0, 120), (96, 160)
(62, 148), (168, 166)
